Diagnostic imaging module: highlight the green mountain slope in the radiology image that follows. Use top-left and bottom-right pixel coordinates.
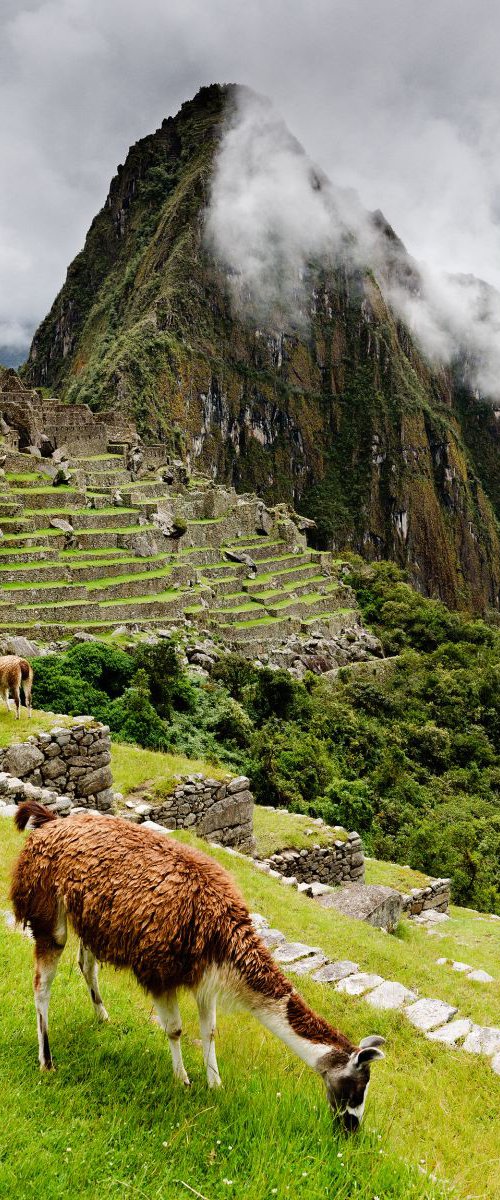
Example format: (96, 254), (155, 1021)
(24, 84), (500, 611)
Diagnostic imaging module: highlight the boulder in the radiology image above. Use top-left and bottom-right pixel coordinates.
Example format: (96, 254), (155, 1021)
(316, 883), (403, 933)
(2, 743), (45, 778)
(50, 517), (74, 534)
(1, 635), (38, 657)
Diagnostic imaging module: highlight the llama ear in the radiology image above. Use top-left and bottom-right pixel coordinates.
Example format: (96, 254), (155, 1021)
(359, 1035), (386, 1050)
(351, 1046), (385, 1069)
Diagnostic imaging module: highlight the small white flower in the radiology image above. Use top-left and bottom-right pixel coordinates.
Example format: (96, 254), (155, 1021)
(223, 1180), (233, 1187)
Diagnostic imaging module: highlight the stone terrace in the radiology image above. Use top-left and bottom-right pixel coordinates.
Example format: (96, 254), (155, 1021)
(0, 409), (362, 652)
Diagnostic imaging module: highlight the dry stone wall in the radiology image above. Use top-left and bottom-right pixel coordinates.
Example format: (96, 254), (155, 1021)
(401, 878), (451, 916)
(0, 721), (255, 850)
(260, 832), (364, 886)
(129, 774), (255, 853)
(0, 720), (114, 811)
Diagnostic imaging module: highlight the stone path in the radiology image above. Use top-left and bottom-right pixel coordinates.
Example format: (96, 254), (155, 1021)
(436, 957), (495, 984)
(250, 912), (500, 1078)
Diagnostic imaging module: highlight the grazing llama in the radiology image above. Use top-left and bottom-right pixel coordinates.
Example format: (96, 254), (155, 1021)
(0, 655), (33, 719)
(11, 802), (385, 1132)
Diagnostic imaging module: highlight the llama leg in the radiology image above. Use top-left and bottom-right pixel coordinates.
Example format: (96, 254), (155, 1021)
(196, 988), (221, 1088)
(12, 684), (20, 719)
(33, 910), (67, 1071)
(23, 682), (32, 719)
(154, 991), (190, 1085)
(77, 942), (109, 1021)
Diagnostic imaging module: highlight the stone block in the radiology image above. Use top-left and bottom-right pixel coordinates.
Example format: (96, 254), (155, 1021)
(426, 1019), (472, 1045)
(336, 972), (385, 996)
(316, 883), (403, 932)
(366, 981), (417, 1010)
(41, 758), (66, 781)
(406, 999), (458, 1031)
(312, 960), (359, 983)
(461, 1025), (500, 1056)
(77, 765), (113, 796)
(273, 941), (322, 964)
(3, 743), (45, 778)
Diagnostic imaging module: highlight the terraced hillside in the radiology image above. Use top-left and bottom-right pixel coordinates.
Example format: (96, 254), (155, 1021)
(0, 435), (360, 649)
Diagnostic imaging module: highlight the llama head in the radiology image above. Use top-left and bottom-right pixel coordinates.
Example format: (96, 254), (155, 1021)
(319, 1035), (385, 1133)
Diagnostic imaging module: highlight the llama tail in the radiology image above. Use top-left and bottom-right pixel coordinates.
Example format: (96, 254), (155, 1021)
(19, 659), (32, 682)
(14, 801), (57, 832)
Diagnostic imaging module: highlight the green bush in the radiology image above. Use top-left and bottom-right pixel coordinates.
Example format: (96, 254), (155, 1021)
(107, 670), (170, 751)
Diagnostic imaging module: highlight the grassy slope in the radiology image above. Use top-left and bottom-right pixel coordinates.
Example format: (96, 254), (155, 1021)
(1, 822), (499, 1200)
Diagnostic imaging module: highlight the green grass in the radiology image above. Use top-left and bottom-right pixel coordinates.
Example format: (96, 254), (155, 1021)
(110, 742), (227, 796)
(1, 529), (65, 541)
(253, 805), (348, 856)
(86, 567), (174, 591)
(1, 821), (500, 1199)
(0, 708), (74, 746)
(365, 859), (432, 892)
(9, 486), (78, 496)
(0, 580), (71, 591)
(232, 615), (290, 629)
(5, 472), (45, 482)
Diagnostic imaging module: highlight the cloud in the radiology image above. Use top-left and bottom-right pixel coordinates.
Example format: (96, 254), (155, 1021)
(1, 0), (500, 384)
(207, 89), (500, 398)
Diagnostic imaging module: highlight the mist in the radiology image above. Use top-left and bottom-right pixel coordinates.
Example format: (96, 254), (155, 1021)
(207, 89), (500, 399)
(2, 0), (500, 385)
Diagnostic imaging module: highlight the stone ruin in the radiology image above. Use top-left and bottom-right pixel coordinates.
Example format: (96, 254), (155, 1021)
(0, 719), (254, 851)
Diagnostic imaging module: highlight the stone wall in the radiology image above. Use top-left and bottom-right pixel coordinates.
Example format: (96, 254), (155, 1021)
(126, 774), (255, 853)
(0, 722), (255, 850)
(0, 720), (114, 811)
(401, 878), (451, 916)
(259, 831), (364, 886)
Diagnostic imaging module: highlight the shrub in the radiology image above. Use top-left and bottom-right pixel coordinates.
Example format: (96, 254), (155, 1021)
(107, 670), (170, 750)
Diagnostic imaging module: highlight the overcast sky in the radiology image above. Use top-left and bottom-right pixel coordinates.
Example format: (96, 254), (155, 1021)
(1, 0), (500, 363)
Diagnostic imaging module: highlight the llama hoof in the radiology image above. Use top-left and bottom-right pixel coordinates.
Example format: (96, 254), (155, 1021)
(40, 1062), (55, 1073)
(208, 1075), (222, 1089)
(96, 1006), (109, 1022)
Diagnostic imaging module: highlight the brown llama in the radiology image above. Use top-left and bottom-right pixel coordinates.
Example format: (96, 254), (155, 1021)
(0, 655), (33, 719)
(11, 801), (385, 1132)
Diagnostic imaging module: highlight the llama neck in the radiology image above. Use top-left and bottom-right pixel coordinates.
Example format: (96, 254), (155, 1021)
(250, 988), (352, 1072)
(224, 927), (353, 1072)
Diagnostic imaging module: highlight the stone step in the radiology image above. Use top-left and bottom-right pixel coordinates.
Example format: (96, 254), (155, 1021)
(0, 547), (61, 565)
(67, 553), (174, 583)
(0, 589), (194, 626)
(194, 560), (247, 582)
(244, 562), (322, 591)
(4, 474), (50, 489)
(63, 525), (156, 550)
(0, 500), (24, 518)
(0, 581), (86, 605)
(0, 517), (34, 534)
(14, 487), (87, 510)
(84, 570), (182, 603)
(248, 575), (328, 601)
(222, 538), (286, 562)
(222, 615), (300, 642)
(0, 564), (74, 586)
(0, 530), (67, 550)
(85, 470), (132, 488)
(299, 608), (359, 633)
(71, 508), (141, 531)
(199, 575), (246, 597)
